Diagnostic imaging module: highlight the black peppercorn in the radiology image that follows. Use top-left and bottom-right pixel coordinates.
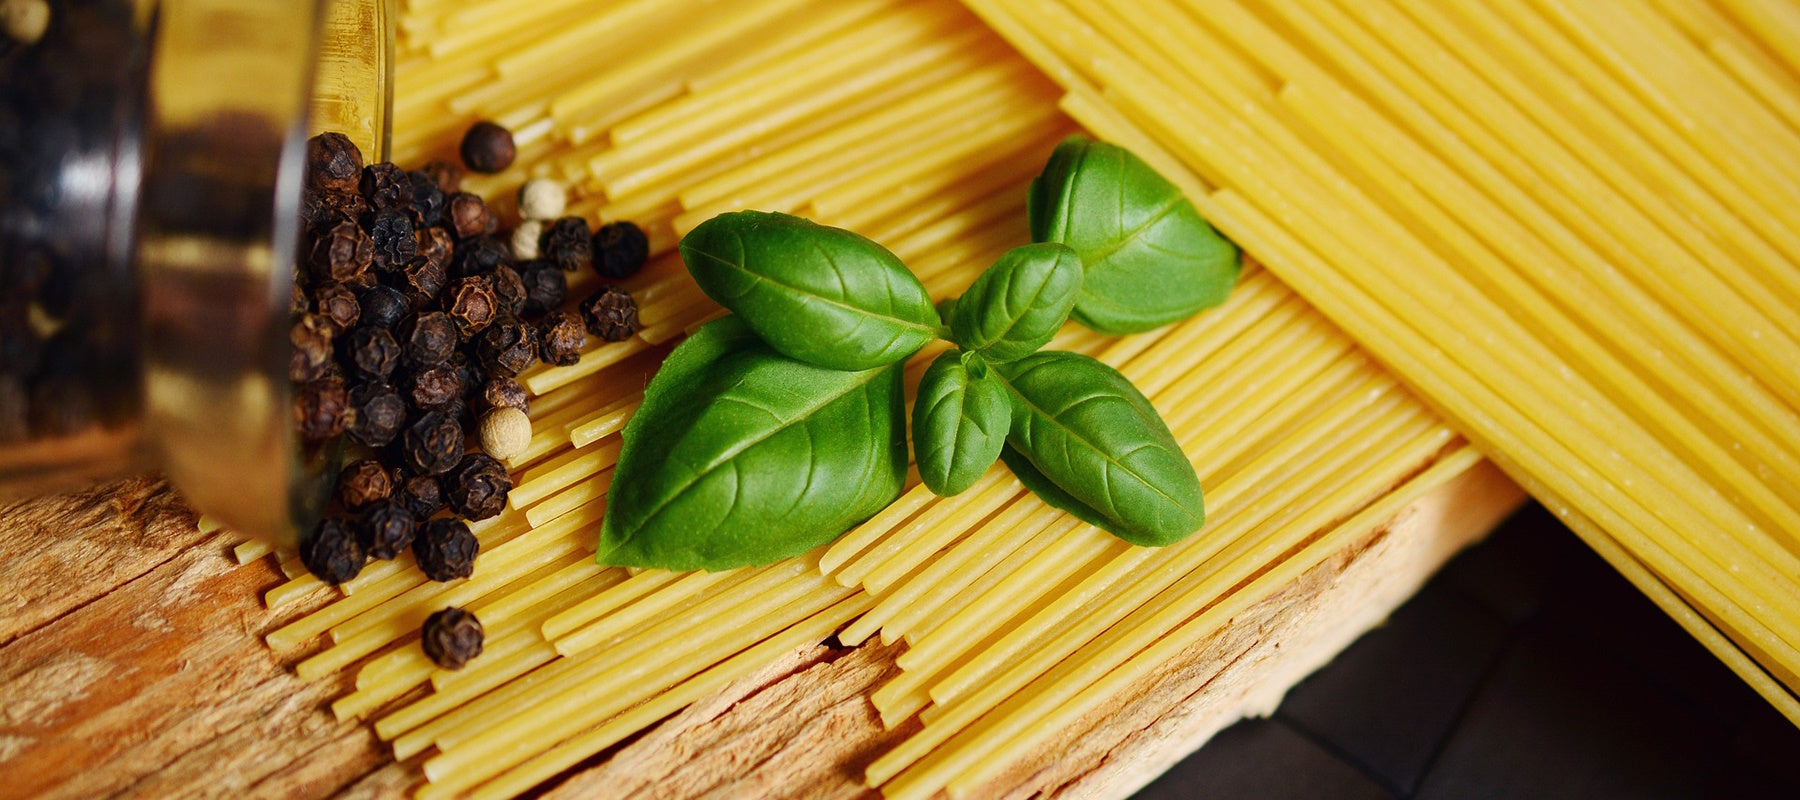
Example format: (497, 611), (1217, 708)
(302, 188), (367, 234)
(416, 226), (455, 274)
(289, 313), (337, 383)
(475, 317), (538, 377)
(449, 234), (509, 278)
(394, 255), (448, 311)
(579, 285), (640, 342)
(305, 132), (363, 193)
(421, 606), (484, 669)
(437, 396), (474, 431)
(518, 261), (567, 316)
(0, 376), (28, 443)
(539, 216), (592, 272)
(294, 377), (355, 442)
(36, 264), (79, 321)
(28, 378), (97, 437)
(356, 284), (409, 330)
(418, 159), (463, 194)
(537, 310), (587, 367)
(415, 518), (479, 581)
(443, 275), (499, 338)
(396, 311), (458, 368)
(336, 458), (394, 511)
(489, 264), (528, 317)
(460, 121), (515, 174)
(360, 162), (410, 211)
(290, 282), (311, 316)
(0, 312), (38, 376)
(309, 221), (374, 285)
(404, 169), (446, 228)
(366, 208), (419, 272)
(312, 283), (361, 333)
(406, 363), (465, 409)
(452, 350), (487, 395)
(358, 500), (416, 560)
(343, 325), (401, 381)
(396, 472), (446, 520)
(447, 192), (495, 240)
(298, 190), (332, 232)
(481, 376), (530, 415)
(401, 410), (465, 476)
(347, 380), (406, 448)
(445, 452), (512, 521)
(300, 517), (366, 585)
(5, 247), (50, 296)
(592, 220), (650, 279)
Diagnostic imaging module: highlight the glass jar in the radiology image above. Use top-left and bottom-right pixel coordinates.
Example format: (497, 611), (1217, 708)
(0, 0), (394, 546)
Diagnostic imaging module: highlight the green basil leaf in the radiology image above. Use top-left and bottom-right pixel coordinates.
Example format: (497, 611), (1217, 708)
(913, 351), (1012, 496)
(995, 351), (1203, 546)
(999, 444), (1116, 532)
(935, 296), (958, 328)
(679, 210), (940, 370)
(949, 242), (1083, 363)
(599, 316), (908, 570)
(1028, 136), (1241, 335)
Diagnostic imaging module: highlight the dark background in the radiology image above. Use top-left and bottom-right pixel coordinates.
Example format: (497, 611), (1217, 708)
(1139, 503), (1800, 800)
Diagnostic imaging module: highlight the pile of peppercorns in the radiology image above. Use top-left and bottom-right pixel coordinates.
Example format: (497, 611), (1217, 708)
(1, 0), (145, 445)
(291, 123), (649, 667)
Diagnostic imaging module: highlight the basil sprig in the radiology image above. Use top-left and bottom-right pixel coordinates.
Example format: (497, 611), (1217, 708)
(602, 139), (1239, 570)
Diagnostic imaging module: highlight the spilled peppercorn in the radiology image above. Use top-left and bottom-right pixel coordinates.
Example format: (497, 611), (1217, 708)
(289, 130), (648, 591)
(580, 285), (641, 342)
(421, 606), (485, 670)
(460, 121), (516, 174)
(415, 518), (479, 581)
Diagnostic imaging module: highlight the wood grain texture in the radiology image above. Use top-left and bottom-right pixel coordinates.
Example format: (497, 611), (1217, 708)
(0, 476), (200, 647)
(0, 464), (1521, 799)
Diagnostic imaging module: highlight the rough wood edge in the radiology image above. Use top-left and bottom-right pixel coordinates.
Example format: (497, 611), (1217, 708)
(0, 461), (1522, 799)
(528, 461), (1525, 799)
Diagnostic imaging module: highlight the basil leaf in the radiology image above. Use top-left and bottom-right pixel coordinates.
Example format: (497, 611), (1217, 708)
(949, 242), (1083, 363)
(935, 296), (958, 328)
(600, 316), (908, 570)
(679, 210), (940, 370)
(913, 351), (1012, 496)
(999, 445), (1116, 532)
(1028, 136), (1241, 335)
(995, 351), (1203, 546)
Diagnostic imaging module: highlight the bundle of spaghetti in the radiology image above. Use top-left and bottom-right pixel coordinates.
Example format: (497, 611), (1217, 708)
(260, 0), (1501, 796)
(958, 0), (1800, 738)
(830, 281), (1467, 799)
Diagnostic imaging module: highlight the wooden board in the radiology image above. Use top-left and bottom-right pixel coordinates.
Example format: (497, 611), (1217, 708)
(0, 462), (1522, 799)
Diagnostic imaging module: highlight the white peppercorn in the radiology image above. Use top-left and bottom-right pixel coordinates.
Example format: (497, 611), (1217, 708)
(478, 406), (531, 462)
(516, 178), (567, 221)
(1, 0), (50, 45)
(510, 219), (543, 261)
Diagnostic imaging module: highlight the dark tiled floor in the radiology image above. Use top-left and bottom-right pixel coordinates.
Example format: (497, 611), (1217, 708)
(1138, 503), (1800, 800)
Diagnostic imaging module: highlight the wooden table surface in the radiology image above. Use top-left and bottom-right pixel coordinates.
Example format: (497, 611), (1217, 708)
(0, 462), (1523, 799)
